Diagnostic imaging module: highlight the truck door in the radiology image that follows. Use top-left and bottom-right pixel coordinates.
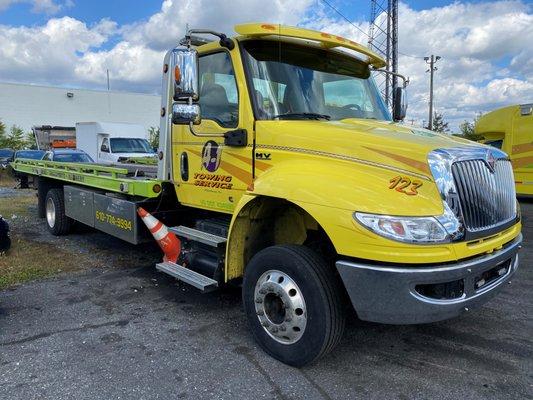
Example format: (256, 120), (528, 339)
(172, 49), (253, 214)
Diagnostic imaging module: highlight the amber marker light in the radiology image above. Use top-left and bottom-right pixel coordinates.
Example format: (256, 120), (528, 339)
(174, 66), (181, 84)
(153, 184), (162, 194)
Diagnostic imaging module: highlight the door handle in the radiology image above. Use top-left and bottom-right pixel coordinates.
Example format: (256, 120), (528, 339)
(180, 152), (189, 181)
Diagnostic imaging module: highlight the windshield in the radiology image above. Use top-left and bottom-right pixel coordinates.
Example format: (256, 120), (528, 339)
(0, 149), (14, 158)
(110, 138), (153, 154)
(242, 40), (391, 121)
(54, 153), (93, 163)
(15, 150), (45, 159)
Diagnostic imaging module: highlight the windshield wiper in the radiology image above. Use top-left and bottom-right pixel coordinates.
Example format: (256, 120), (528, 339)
(273, 112), (331, 121)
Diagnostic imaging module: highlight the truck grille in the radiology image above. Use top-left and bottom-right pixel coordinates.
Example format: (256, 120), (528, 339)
(452, 159), (516, 232)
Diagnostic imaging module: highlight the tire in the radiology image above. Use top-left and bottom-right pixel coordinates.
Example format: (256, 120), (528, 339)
(45, 188), (72, 236)
(243, 244), (345, 367)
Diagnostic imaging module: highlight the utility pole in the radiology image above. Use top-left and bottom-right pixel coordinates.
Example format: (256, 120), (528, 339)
(424, 55), (440, 130)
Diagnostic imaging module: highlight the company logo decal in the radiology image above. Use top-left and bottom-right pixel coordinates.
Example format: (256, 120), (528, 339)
(486, 150), (496, 173)
(201, 140), (222, 172)
(194, 173), (233, 190)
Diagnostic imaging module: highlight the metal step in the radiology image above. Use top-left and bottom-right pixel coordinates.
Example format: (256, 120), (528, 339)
(170, 225), (227, 247)
(156, 261), (218, 292)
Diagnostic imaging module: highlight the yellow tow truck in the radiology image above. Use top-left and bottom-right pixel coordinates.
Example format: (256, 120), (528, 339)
(476, 104), (533, 196)
(13, 24), (522, 366)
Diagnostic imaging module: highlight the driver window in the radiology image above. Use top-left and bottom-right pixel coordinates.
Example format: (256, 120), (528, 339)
(101, 138), (110, 152)
(199, 52), (239, 128)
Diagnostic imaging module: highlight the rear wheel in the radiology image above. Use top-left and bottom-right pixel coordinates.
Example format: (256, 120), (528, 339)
(243, 244), (345, 367)
(45, 188), (72, 236)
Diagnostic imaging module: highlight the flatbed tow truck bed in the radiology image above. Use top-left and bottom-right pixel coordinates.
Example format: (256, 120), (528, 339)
(12, 159), (162, 198)
(12, 158), (166, 244)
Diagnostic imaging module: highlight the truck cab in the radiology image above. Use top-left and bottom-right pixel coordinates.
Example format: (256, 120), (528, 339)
(476, 104), (533, 196)
(76, 122), (156, 164)
(160, 23), (521, 365)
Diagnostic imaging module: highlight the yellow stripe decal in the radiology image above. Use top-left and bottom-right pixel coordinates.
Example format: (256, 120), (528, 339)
(226, 152), (271, 172)
(512, 142), (533, 155)
(362, 146), (431, 176)
(187, 148), (252, 185)
(512, 156), (533, 169)
(256, 144), (432, 181)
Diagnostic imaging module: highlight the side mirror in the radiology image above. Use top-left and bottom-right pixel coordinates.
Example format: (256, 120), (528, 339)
(172, 103), (201, 125)
(393, 86), (407, 121)
(101, 144), (109, 152)
(172, 47), (199, 101)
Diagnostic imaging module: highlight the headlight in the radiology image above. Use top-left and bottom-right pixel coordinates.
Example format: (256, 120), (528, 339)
(354, 212), (450, 243)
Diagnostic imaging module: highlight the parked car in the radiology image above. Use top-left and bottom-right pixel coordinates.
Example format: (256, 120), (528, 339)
(0, 148), (14, 169)
(14, 149), (46, 160)
(42, 149), (94, 163)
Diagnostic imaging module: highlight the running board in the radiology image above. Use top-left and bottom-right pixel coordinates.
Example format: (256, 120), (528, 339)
(156, 261), (218, 292)
(170, 225), (227, 247)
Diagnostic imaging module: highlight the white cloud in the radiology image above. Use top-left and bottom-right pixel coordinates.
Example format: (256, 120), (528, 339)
(0, 0), (65, 14)
(31, 0), (61, 14)
(122, 0), (314, 51)
(75, 42), (163, 92)
(0, 16), (115, 84)
(0, 0), (531, 131)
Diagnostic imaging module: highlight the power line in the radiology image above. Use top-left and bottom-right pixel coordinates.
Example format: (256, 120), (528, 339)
(319, 0), (370, 39)
(398, 51), (425, 59)
(320, 0), (425, 60)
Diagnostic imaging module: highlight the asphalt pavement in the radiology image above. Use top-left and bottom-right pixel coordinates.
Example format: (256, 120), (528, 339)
(0, 201), (532, 400)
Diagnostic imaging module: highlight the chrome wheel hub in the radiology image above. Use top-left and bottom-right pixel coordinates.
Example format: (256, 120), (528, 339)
(46, 197), (56, 228)
(254, 270), (307, 344)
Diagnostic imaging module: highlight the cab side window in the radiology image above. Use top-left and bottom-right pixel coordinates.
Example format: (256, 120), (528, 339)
(199, 52), (239, 128)
(101, 138), (110, 152)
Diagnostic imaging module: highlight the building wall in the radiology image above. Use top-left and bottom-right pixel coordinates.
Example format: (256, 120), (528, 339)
(0, 82), (160, 133)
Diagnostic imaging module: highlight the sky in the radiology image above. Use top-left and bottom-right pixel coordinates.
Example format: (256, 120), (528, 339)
(0, 0), (531, 131)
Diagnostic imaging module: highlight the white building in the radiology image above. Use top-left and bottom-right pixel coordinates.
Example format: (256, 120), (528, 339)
(0, 81), (160, 133)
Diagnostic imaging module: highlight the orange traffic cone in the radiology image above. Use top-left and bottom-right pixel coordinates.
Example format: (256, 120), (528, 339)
(137, 207), (181, 263)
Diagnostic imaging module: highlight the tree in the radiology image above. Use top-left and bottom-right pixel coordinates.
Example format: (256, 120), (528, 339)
(148, 126), (159, 149)
(430, 112), (449, 133)
(0, 119), (7, 147)
(5, 125), (27, 150)
(455, 113), (484, 142)
(25, 131), (38, 149)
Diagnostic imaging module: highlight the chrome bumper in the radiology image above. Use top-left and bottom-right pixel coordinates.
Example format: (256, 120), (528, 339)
(336, 234), (522, 324)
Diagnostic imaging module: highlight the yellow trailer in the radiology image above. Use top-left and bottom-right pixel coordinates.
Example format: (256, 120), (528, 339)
(476, 104), (533, 196)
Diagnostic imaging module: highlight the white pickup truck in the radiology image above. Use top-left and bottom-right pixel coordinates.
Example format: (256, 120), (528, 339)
(75, 122), (156, 164)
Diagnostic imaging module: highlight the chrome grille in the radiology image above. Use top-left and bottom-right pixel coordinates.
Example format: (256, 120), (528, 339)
(452, 159), (516, 232)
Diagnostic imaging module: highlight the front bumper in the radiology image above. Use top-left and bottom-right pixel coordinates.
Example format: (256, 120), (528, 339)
(336, 234), (522, 324)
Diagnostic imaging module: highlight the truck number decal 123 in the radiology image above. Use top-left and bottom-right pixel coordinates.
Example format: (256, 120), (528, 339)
(389, 176), (422, 196)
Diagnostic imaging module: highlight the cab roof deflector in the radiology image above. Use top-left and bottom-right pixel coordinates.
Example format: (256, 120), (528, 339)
(234, 23), (387, 69)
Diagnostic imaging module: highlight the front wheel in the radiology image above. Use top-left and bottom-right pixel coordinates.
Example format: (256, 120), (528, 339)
(243, 245), (345, 367)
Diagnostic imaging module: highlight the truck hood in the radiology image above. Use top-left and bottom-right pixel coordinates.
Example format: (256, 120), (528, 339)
(257, 119), (481, 178)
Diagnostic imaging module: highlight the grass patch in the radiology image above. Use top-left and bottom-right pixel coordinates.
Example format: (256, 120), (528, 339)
(0, 193), (36, 217)
(0, 169), (16, 187)
(0, 235), (85, 290)
(0, 187), (83, 289)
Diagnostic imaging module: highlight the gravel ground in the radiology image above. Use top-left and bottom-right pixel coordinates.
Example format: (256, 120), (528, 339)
(0, 198), (531, 400)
